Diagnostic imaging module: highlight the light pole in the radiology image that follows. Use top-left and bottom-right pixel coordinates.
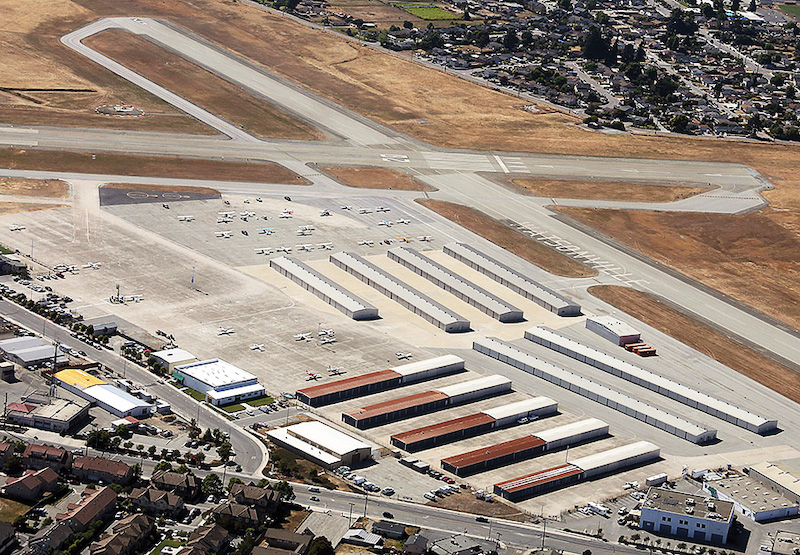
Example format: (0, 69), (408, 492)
(363, 491), (368, 518)
(348, 502), (355, 527)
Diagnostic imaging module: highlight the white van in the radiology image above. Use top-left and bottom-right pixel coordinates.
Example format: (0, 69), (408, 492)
(423, 492), (437, 501)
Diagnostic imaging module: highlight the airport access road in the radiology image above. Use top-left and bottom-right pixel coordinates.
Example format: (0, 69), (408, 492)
(0, 298), (269, 475)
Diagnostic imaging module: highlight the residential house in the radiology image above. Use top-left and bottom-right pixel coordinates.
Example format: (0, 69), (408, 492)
(23, 444), (72, 472)
(90, 513), (154, 555)
(0, 442), (13, 465)
(229, 484), (281, 513)
(129, 486), (184, 516)
(150, 470), (200, 499)
(342, 528), (382, 547)
(56, 486), (117, 534)
(212, 502), (260, 530)
(23, 521), (74, 555)
(72, 456), (134, 485)
(371, 520), (406, 540)
(253, 529), (313, 555)
(2, 467), (60, 502)
(403, 534), (428, 555)
(0, 521), (16, 555)
(174, 523), (230, 555)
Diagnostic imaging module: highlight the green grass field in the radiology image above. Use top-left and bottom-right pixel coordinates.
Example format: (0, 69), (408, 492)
(150, 539), (184, 555)
(396, 4), (456, 19)
(182, 387), (206, 402)
(246, 396), (274, 407)
(781, 3), (800, 18)
(220, 403), (245, 413)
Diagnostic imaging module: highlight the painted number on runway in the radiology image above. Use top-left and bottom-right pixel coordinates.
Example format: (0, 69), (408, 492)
(381, 154), (410, 163)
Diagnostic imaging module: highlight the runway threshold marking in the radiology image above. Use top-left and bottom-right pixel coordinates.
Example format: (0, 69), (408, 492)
(494, 155), (510, 174)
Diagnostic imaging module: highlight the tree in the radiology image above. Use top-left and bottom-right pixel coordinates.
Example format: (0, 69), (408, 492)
(677, 543), (687, 551)
(270, 480), (295, 500)
(115, 424), (129, 437)
(787, 85), (796, 99)
(748, 0), (756, 10)
(131, 463), (142, 479)
(111, 437), (122, 451)
(308, 536), (335, 555)
(667, 8), (698, 35)
(202, 473), (223, 497)
(2, 456), (23, 475)
(87, 429), (112, 450)
(503, 29), (519, 51)
(154, 461), (173, 472)
(731, 0), (741, 11)
(217, 441), (232, 461)
(403, 20), (413, 29)
(148, 445), (157, 458)
(583, 550), (592, 555)
(175, 464), (193, 475)
(583, 26), (608, 60)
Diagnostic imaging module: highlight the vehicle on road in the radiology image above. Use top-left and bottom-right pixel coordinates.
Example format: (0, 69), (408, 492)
(476, 516), (489, 523)
(310, 496), (320, 502)
(383, 512), (394, 518)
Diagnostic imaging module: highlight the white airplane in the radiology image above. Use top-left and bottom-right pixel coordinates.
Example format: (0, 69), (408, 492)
(279, 213), (293, 219)
(282, 208), (294, 215)
(376, 206), (390, 213)
(358, 208), (372, 214)
(256, 198), (263, 202)
(327, 365), (344, 376)
(215, 231), (233, 238)
(250, 343), (266, 351)
(396, 218), (410, 225)
(243, 199), (251, 204)
(320, 209), (331, 217)
(317, 243), (333, 250)
(9, 224), (25, 231)
(377, 220), (392, 227)
(396, 352), (413, 360)
(240, 216), (249, 222)
(177, 215), (195, 222)
(82, 262), (102, 269)
(296, 229), (312, 236)
(241, 211), (256, 217)
(319, 329), (334, 337)
(162, 203), (170, 209)
(383, 238), (396, 245)
(305, 370), (321, 381)
(294, 332), (313, 341)
(217, 218), (233, 224)
(218, 327), (235, 335)
(218, 211), (236, 218)
(341, 205), (352, 210)
(254, 247), (274, 255)
(358, 240), (374, 246)
(299, 224), (315, 231)
(297, 244), (313, 252)
(261, 215), (270, 220)
(418, 235), (433, 242)
(223, 200), (231, 206)
(277, 246), (292, 253)
(257, 228), (274, 235)
(320, 336), (337, 345)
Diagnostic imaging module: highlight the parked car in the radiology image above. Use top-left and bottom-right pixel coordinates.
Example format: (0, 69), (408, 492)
(383, 511), (394, 519)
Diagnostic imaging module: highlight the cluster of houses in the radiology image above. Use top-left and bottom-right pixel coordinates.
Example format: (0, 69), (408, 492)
(296, 0), (800, 140)
(0, 441), (294, 555)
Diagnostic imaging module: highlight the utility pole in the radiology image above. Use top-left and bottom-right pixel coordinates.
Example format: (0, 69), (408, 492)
(348, 502), (355, 527)
(363, 491), (368, 518)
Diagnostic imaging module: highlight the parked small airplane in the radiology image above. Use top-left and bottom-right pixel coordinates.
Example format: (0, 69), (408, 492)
(327, 365), (344, 376)
(9, 224), (25, 231)
(341, 205), (352, 210)
(250, 344), (266, 351)
(358, 240), (374, 246)
(396, 352), (413, 360)
(320, 209), (331, 217)
(218, 211), (236, 217)
(376, 206), (390, 213)
(279, 213), (293, 219)
(215, 231), (232, 238)
(397, 236), (412, 243)
(82, 262), (102, 269)
(418, 235), (433, 242)
(296, 244), (313, 252)
(223, 200), (231, 206)
(162, 203), (170, 209)
(358, 208), (372, 214)
(294, 332), (313, 341)
(377, 220), (392, 227)
(257, 228), (275, 235)
(277, 246), (292, 253)
(318, 329), (334, 337)
(177, 215), (195, 222)
(254, 247), (274, 254)
(282, 208), (294, 215)
(320, 336), (337, 345)
(217, 218), (233, 224)
(396, 218), (410, 225)
(243, 199), (250, 204)
(297, 229), (312, 236)
(218, 327), (235, 335)
(256, 197), (263, 202)
(305, 370), (321, 381)
(317, 243), (333, 250)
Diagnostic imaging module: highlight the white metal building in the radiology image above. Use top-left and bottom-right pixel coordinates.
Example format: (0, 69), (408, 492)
(473, 337), (717, 444)
(747, 461), (800, 506)
(330, 251), (470, 332)
(525, 326), (777, 434)
(704, 474), (799, 522)
(536, 418), (610, 450)
(387, 247), (523, 322)
(436, 375), (512, 404)
(173, 358), (265, 406)
(640, 488), (735, 544)
(151, 348), (198, 372)
(266, 421), (372, 469)
(570, 441), (660, 478)
(442, 242), (581, 316)
(586, 316), (641, 346)
(271, 256), (379, 320)
(82, 384), (152, 417)
(0, 336), (68, 367)
(481, 397), (558, 426)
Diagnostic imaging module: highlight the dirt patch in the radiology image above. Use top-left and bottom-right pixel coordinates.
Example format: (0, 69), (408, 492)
(325, 0), (426, 27)
(417, 199), (595, 278)
(83, 29), (322, 141)
(507, 177), (709, 203)
(0, 495), (31, 522)
(0, 177), (69, 197)
(429, 493), (529, 521)
(320, 165), (433, 191)
(589, 285), (800, 404)
(104, 183), (220, 195)
(558, 205), (800, 330)
(0, 149), (308, 185)
(0, 202), (68, 215)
